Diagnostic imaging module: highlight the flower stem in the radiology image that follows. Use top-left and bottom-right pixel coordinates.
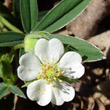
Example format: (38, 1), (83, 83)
(0, 16), (23, 33)
(9, 44), (24, 61)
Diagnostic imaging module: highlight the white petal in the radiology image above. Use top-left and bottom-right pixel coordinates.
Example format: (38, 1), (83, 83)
(27, 79), (52, 106)
(51, 81), (75, 105)
(64, 64), (85, 79)
(60, 52), (82, 67)
(35, 38), (64, 63)
(17, 53), (41, 81)
(35, 39), (49, 63)
(47, 38), (64, 63)
(59, 52), (84, 79)
(51, 85), (64, 105)
(60, 82), (75, 102)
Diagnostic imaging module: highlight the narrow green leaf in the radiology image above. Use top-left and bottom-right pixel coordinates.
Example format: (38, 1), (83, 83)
(0, 32), (25, 47)
(48, 34), (104, 62)
(13, 0), (20, 18)
(0, 83), (9, 99)
(20, 0), (38, 33)
(9, 85), (26, 99)
(33, 0), (91, 33)
(38, 10), (48, 22)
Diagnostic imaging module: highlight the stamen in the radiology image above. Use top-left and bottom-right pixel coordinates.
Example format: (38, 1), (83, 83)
(57, 72), (61, 77)
(53, 77), (57, 80)
(59, 79), (63, 83)
(37, 75), (41, 79)
(58, 68), (60, 72)
(62, 70), (65, 74)
(44, 63), (46, 67)
(38, 72), (40, 74)
(48, 78), (51, 82)
(46, 82), (49, 85)
(52, 84), (55, 87)
(41, 92), (45, 94)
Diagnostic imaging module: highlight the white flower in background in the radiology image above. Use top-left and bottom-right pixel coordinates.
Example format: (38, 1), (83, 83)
(17, 38), (85, 106)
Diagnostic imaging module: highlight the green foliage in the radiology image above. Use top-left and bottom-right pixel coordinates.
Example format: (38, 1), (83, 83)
(0, 0), (104, 101)
(0, 32), (24, 47)
(20, 0), (38, 33)
(0, 83), (8, 99)
(48, 34), (103, 62)
(33, 0), (91, 33)
(9, 85), (26, 99)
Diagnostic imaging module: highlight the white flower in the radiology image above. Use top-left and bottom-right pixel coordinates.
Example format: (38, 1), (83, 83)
(17, 38), (85, 106)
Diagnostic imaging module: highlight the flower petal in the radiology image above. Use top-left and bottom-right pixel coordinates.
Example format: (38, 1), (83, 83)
(35, 38), (64, 63)
(47, 38), (64, 63)
(35, 39), (49, 63)
(64, 64), (85, 79)
(27, 79), (52, 106)
(51, 81), (75, 105)
(59, 52), (84, 79)
(17, 53), (41, 81)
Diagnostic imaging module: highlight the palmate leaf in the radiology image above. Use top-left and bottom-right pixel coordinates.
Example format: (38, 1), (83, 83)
(0, 32), (25, 47)
(33, 0), (91, 33)
(48, 34), (104, 62)
(20, 0), (38, 33)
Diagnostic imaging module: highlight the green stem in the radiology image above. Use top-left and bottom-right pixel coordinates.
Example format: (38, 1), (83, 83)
(0, 16), (23, 33)
(9, 44), (24, 60)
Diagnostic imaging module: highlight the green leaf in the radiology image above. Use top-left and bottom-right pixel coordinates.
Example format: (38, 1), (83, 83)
(33, 0), (91, 33)
(0, 32), (25, 47)
(9, 85), (26, 99)
(0, 83), (9, 99)
(48, 34), (104, 62)
(20, 0), (38, 33)
(13, 0), (20, 18)
(38, 10), (48, 22)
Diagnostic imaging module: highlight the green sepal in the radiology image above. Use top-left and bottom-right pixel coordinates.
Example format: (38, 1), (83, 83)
(24, 31), (50, 53)
(22, 81), (33, 88)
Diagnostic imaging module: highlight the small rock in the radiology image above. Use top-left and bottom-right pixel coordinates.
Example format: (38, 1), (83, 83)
(67, 0), (110, 39)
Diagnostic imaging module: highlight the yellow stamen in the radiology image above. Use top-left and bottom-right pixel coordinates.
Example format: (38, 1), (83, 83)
(46, 82), (49, 85)
(57, 72), (61, 77)
(37, 75), (41, 79)
(44, 63), (46, 67)
(62, 70), (65, 74)
(53, 77), (57, 80)
(52, 84), (55, 87)
(41, 92), (45, 94)
(38, 72), (40, 74)
(48, 78), (51, 82)
(58, 68), (60, 72)
(59, 79), (63, 83)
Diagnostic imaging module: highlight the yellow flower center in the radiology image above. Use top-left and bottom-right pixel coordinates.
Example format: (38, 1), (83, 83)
(37, 58), (65, 82)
